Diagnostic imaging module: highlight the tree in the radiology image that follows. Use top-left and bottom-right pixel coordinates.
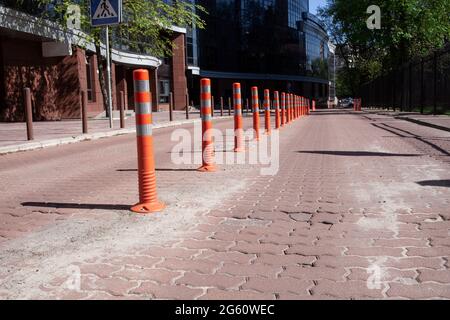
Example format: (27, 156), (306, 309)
(318, 0), (450, 96)
(31, 0), (206, 114)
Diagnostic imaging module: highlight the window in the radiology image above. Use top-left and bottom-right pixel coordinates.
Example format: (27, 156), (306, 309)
(85, 55), (95, 102)
(159, 80), (171, 103)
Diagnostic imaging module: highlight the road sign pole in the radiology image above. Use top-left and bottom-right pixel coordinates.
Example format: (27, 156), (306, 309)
(105, 25), (113, 128)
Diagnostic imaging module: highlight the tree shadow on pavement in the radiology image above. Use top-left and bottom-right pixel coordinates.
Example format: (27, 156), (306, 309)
(22, 202), (130, 211)
(416, 180), (450, 188)
(371, 123), (450, 156)
(297, 150), (422, 157)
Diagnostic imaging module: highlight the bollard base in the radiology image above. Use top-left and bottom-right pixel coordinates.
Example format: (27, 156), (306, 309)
(131, 201), (166, 214)
(197, 164), (217, 172)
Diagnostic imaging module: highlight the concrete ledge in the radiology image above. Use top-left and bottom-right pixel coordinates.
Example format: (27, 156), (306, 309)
(0, 116), (232, 156)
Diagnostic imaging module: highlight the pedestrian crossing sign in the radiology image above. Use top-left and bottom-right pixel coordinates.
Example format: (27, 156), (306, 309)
(90, 0), (122, 26)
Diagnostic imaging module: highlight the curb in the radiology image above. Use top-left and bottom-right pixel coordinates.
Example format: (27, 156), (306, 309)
(394, 116), (450, 133)
(0, 116), (233, 156)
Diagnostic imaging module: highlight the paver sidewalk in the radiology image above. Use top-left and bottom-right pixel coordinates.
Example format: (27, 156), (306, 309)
(0, 110), (242, 155)
(1, 110), (449, 299)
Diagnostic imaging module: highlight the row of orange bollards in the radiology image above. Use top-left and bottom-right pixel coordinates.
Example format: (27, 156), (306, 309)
(131, 70), (312, 214)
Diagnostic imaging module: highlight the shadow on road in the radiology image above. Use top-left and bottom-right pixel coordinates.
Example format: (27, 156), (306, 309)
(416, 180), (450, 188)
(22, 202), (130, 211)
(371, 122), (450, 156)
(297, 150), (421, 157)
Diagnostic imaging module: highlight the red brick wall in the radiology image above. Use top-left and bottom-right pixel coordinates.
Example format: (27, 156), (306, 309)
(171, 33), (187, 110)
(0, 38), (81, 121)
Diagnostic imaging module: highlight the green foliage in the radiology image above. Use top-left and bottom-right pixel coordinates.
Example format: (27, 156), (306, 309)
(319, 0), (450, 96)
(34, 0), (206, 57)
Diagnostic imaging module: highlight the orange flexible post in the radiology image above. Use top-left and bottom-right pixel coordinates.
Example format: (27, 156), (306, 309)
(233, 83), (245, 152)
(252, 86), (260, 141)
(131, 69), (165, 214)
(264, 89), (271, 135)
(198, 78), (217, 172)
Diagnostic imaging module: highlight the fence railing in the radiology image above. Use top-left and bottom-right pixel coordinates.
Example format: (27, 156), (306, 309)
(360, 44), (450, 115)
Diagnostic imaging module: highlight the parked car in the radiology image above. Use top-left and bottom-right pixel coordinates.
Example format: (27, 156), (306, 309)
(339, 98), (354, 108)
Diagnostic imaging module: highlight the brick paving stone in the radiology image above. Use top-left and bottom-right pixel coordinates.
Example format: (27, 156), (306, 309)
(199, 289), (275, 300)
(176, 272), (246, 290)
(79, 264), (123, 279)
(156, 258), (220, 275)
(372, 238), (429, 247)
(194, 251), (256, 265)
(347, 267), (418, 283)
(312, 280), (384, 299)
(176, 239), (235, 252)
(94, 277), (139, 297)
(242, 277), (314, 296)
(131, 282), (204, 300)
(113, 267), (182, 283)
(345, 247), (405, 257)
(386, 283), (450, 299)
(260, 234), (315, 246)
(218, 263), (283, 279)
(231, 242), (288, 255)
(255, 254), (316, 266)
(108, 256), (162, 269)
(418, 269), (450, 283)
(211, 231), (263, 243)
(282, 266), (347, 281)
(286, 245), (344, 256)
(314, 256), (372, 268)
(406, 247), (450, 258)
(382, 257), (445, 270)
(138, 247), (199, 259)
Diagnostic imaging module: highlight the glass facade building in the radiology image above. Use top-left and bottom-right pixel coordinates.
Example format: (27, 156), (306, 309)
(190, 0), (330, 100)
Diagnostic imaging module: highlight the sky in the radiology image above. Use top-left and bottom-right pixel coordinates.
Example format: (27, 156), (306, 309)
(309, 0), (327, 15)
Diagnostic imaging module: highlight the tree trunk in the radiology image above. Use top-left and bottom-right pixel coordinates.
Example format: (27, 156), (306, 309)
(95, 43), (109, 117)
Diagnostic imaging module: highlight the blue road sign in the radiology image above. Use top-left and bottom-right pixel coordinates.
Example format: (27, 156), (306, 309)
(91, 0), (122, 27)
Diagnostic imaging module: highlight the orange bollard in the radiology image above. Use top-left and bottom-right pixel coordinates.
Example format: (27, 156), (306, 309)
(298, 96), (302, 117)
(292, 94), (295, 121)
(131, 69), (165, 214)
(251, 86), (260, 141)
(264, 89), (271, 135)
(301, 97), (304, 116)
(312, 100), (316, 112)
(233, 83), (245, 152)
(198, 78), (217, 172)
(300, 96), (303, 117)
(293, 94), (296, 120)
(286, 94), (290, 124)
(281, 92), (286, 127)
(274, 91), (280, 129)
(291, 93), (294, 121)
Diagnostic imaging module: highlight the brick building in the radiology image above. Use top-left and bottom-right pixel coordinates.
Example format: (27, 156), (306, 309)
(0, 5), (188, 122)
